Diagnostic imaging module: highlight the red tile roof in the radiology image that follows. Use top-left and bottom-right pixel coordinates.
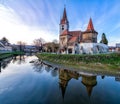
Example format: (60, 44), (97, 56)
(68, 36), (78, 43)
(69, 31), (81, 37)
(61, 30), (81, 43)
(60, 30), (68, 36)
(68, 31), (81, 43)
(87, 18), (94, 31)
(83, 18), (98, 34)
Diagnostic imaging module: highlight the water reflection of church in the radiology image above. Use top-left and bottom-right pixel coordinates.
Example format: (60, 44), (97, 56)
(59, 69), (97, 98)
(32, 61), (120, 100)
(33, 61), (98, 99)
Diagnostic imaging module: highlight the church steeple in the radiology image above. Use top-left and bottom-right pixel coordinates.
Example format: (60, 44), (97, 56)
(59, 6), (69, 35)
(87, 18), (94, 31)
(60, 7), (68, 24)
(82, 18), (98, 43)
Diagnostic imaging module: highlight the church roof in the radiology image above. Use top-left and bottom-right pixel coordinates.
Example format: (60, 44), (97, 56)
(83, 18), (98, 34)
(60, 7), (69, 24)
(87, 18), (94, 31)
(60, 30), (81, 43)
(69, 31), (81, 37)
(68, 31), (81, 43)
(68, 36), (78, 43)
(60, 29), (69, 36)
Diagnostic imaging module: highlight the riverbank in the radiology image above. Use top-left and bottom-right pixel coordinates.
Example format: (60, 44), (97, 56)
(0, 51), (24, 60)
(36, 53), (120, 75)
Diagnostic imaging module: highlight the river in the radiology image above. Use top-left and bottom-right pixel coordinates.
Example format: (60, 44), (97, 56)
(0, 55), (120, 104)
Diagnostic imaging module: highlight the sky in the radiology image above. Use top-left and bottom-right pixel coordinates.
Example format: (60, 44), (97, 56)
(0, 0), (120, 46)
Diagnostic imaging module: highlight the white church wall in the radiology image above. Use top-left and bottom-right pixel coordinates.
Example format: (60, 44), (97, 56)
(79, 43), (108, 54)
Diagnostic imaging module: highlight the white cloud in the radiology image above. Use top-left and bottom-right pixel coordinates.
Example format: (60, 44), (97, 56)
(0, 4), (58, 44)
(0, 0), (120, 46)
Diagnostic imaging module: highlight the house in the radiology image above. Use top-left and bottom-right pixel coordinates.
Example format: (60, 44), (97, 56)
(59, 7), (108, 54)
(109, 46), (116, 52)
(24, 45), (37, 52)
(116, 43), (120, 52)
(0, 41), (12, 53)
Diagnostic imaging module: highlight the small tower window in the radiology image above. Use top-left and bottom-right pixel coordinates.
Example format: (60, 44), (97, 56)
(62, 25), (64, 30)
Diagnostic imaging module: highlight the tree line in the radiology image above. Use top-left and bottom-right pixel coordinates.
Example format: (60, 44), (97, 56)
(0, 37), (59, 53)
(0, 32), (108, 53)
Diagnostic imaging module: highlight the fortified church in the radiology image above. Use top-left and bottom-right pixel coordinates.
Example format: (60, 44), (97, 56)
(59, 7), (108, 54)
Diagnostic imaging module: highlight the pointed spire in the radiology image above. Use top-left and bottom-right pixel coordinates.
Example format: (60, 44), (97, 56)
(86, 85), (93, 97)
(81, 75), (97, 97)
(59, 83), (67, 99)
(63, 6), (67, 20)
(60, 6), (68, 24)
(87, 18), (94, 31)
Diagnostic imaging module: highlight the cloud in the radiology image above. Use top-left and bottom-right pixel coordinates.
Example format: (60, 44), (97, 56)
(0, 3), (58, 44)
(0, 0), (120, 46)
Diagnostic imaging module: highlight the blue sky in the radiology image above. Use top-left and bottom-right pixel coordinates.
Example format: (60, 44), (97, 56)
(0, 0), (120, 45)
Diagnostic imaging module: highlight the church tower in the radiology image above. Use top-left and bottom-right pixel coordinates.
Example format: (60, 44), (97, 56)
(59, 7), (69, 52)
(82, 18), (98, 43)
(60, 7), (69, 34)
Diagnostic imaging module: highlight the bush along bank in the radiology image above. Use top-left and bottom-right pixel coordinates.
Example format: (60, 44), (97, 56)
(36, 53), (120, 74)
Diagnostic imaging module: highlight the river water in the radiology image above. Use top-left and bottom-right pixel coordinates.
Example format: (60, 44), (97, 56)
(0, 55), (120, 104)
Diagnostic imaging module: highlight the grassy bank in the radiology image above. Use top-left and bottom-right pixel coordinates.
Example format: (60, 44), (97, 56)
(36, 53), (120, 75)
(0, 51), (24, 60)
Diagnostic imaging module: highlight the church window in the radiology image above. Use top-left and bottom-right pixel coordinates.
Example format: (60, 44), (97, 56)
(62, 25), (64, 30)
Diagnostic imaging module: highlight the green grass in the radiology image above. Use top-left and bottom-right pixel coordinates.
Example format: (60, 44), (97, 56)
(0, 51), (25, 60)
(36, 53), (120, 75)
(37, 53), (120, 65)
(0, 53), (12, 60)
(12, 51), (25, 55)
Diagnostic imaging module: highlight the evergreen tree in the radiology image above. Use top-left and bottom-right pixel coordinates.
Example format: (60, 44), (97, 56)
(100, 33), (108, 45)
(1, 37), (9, 43)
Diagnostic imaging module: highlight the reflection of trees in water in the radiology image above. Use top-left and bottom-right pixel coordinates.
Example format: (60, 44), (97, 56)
(1, 57), (13, 69)
(32, 60), (44, 73)
(0, 57), (13, 73)
(115, 76), (120, 82)
(12, 56), (17, 64)
(51, 68), (58, 77)
(0, 62), (1, 72)
(26, 52), (36, 56)
(44, 66), (51, 72)
(12, 55), (26, 64)
(31, 60), (59, 76)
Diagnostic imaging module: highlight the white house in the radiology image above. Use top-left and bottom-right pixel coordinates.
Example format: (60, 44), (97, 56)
(0, 41), (12, 53)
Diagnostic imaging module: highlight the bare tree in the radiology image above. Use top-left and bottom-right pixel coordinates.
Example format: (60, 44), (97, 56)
(53, 39), (59, 53)
(33, 38), (45, 52)
(17, 41), (26, 52)
(44, 41), (59, 53)
(53, 39), (58, 44)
